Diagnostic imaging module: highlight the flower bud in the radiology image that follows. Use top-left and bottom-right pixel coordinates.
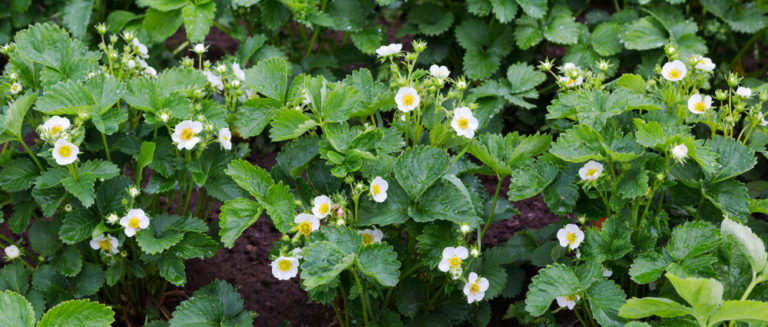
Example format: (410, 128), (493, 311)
(715, 89), (728, 101)
(193, 43), (207, 54)
(470, 248), (480, 257)
(95, 23), (108, 35)
(128, 186), (140, 198)
(107, 213), (119, 224)
(727, 72), (740, 87)
(404, 52), (418, 62)
(64, 203), (73, 212)
(413, 39), (427, 53)
(460, 224), (471, 234)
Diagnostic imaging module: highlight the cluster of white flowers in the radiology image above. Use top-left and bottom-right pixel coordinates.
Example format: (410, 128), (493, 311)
(203, 71), (224, 91)
(40, 116), (71, 142)
(558, 63), (583, 88)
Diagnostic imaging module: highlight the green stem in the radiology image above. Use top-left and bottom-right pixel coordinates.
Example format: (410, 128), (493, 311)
(172, 41), (189, 56)
(479, 173), (503, 241)
(101, 133), (111, 161)
(182, 156), (194, 216)
(351, 270), (370, 327)
(339, 284), (350, 327)
(17, 137), (43, 171)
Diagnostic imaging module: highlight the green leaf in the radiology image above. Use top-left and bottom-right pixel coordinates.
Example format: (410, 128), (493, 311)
(158, 254), (186, 286)
(590, 22), (622, 56)
(0, 262), (30, 294)
(720, 218), (767, 277)
(667, 221), (720, 262)
(507, 161), (558, 201)
(582, 217), (633, 262)
(144, 8), (183, 43)
(38, 299), (114, 327)
(622, 17), (667, 50)
(587, 280), (627, 327)
(411, 179), (481, 225)
(35, 74), (123, 115)
(356, 243), (400, 286)
(136, 227), (184, 255)
(30, 219), (63, 256)
(320, 84), (361, 123)
(513, 16), (542, 49)
(0, 290), (35, 327)
(525, 264), (581, 316)
(394, 146), (450, 200)
(407, 4), (455, 35)
(61, 0), (94, 40)
(269, 108), (318, 142)
(219, 198), (262, 248)
(105, 263), (124, 287)
(666, 273), (723, 319)
(515, 0), (546, 19)
(50, 246), (83, 277)
(263, 182), (295, 234)
(301, 241), (356, 290)
(616, 74), (646, 93)
(396, 279), (428, 317)
(182, 2), (215, 42)
(225, 159), (273, 199)
(172, 233), (218, 260)
(463, 49), (501, 80)
(629, 252), (670, 284)
(3, 93), (36, 137)
(506, 62), (546, 93)
(244, 57), (290, 103)
(12, 23), (99, 83)
(489, 0), (518, 23)
(544, 7), (581, 45)
(634, 119), (665, 148)
(618, 297), (694, 319)
(705, 181), (751, 223)
(235, 98), (279, 138)
(706, 136), (756, 183)
(550, 124), (605, 162)
(700, 0), (768, 33)
(106, 11), (141, 33)
(709, 300), (768, 325)
(168, 295), (223, 327)
(61, 174), (98, 208)
(618, 169), (649, 199)
(142, 0), (187, 11)
(0, 158), (38, 192)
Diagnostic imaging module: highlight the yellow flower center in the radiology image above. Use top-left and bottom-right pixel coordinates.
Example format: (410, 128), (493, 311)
(372, 184), (381, 196)
(362, 233), (374, 245)
(700, 60), (706, 65)
(469, 282), (481, 295)
(449, 256), (462, 269)
(566, 232), (577, 244)
(565, 294), (578, 302)
(51, 125), (62, 136)
(129, 217), (141, 230)
(319, 202), (330, 215)
(180, 128), (195, 141)
(586, 168), (597, 177)
(457, 117), (469, 130)
(402, 94), (414, 106)
(669, 69), (681, 79)
(11, 84), (18, 92)
(566, 78), (575, 86)
(298, 221), (313, 236)
(278, 259), (293, 272)
(223, 134), (228, 141)
(694, 101), (706, 112)
(98, 239), (112, 251)
(58, 145), (71, 157)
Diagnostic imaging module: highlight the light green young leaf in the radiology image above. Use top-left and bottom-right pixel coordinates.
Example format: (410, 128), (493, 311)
(244, 57), (290, 103)
(708, 300), (768, 326)
(269, 108), (318, 142)
(38, 299), (114, 327)
(3, 93), (36, 137)
(666, 273), (723, 320)
(720, 218), (767, 277)
(618, 297), (694, 319)
(0, 290), (35, 327)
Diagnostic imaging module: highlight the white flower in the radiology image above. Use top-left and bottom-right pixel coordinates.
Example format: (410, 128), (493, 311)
(451, 107), (479, 139)
(42, 116), (70, 139)
(559, 76), (583, 88)
(52, 139), (79, 165)
(312, 195), (332, 218)
(192, 43), (206, 54)
(358, 228), (384, 245)
(64, 203), (73, 212)
(395, 87), (420, 112)
(375, 43), (402, 57)
(4, 245), (19, 260)
(761, 115), (768, 127)
(562, 62), (577, 71)
(457, 81), (467, 90)
(218, 127), (232, 150)
(661, 60), (687, 81)
(694, 56), (715, 71)
(106, 213), (119, 224)
(370, 176), (389, 202)
(438, 246), (469, 279)
(463, 272), (489, 304)
(603, 268), (613, 278)
(687, 94), (712, 114)
(460, 224), (471, 234)
(557, 224), (585, 250)
(203, 71), (223, 91)
(9, 72), (17, 80)
(671, 144), (688, 160)
(144, 66), (157, 77)
(132, 38), (148, 58)
(171, 120), (203, 150)
(119, 208), (150, 237)
(578, 160), (603, 181)
(215, 65), (226, 74)
(291, 247), (303, 259)
(126, 60), (136, 69)
(90, 234), (119, 255)
(128, 186), (140, 198)
(294, 213), (320, 236)
(429, 65), (450, 79)
(555, 294), (580, 310)
(9, 82), (21, 94)
(271, 256), (299, 280)
(736, 87), (752, 98)
(159, 112), (169, 123)
(232, 63), (245, 81)
(470, 248), (480, 257)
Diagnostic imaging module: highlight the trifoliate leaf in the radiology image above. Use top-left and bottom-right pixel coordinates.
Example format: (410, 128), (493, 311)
(524, 263), (581, 316)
